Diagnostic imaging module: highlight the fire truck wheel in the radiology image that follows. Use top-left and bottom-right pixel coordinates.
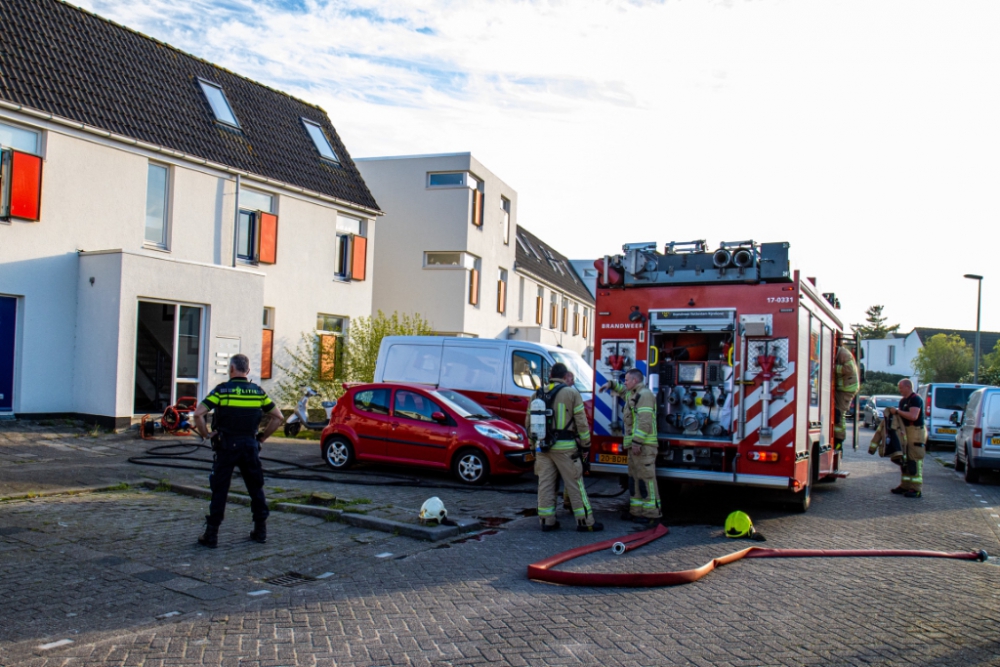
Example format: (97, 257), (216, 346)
(788, 483), (811, 513)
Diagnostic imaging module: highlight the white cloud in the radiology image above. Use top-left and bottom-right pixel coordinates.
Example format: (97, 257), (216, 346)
(81, 0), (1000, 333)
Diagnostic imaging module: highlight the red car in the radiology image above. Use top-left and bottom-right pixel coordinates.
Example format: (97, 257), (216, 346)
(319, 383), (534, 484)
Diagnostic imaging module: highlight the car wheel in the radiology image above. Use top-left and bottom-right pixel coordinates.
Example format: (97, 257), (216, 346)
(284, 422), (302, 438)
(453, 448), (490, 485)
(954, 447), (965, 473)
(964, 448), (980, 484)
(323, 436), (355, 470)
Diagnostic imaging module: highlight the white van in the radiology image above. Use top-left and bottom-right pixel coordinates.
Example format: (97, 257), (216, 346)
(916, 383), (986, 448)
(373, 337), (593, 425)
(954, 387), (1000, 483)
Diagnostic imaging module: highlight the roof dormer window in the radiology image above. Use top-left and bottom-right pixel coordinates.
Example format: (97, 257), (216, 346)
(198, 79), (240, 128)
(302, 119), (340, 163)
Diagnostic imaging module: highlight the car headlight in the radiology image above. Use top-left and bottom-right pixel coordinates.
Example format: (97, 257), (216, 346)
(474, 424), (520, 441)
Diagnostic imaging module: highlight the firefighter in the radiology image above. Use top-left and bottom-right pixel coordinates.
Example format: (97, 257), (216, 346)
(885, 379), (926, 498)
(526, 363), (602, 532)
(192, 353), (284, 547)
(833, 344), (860, 450)
(601, 368), (661, 527)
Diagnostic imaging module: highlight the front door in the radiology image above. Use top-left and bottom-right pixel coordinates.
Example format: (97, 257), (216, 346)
(0, 297), (16, 412)
(134, 301), (204, 414)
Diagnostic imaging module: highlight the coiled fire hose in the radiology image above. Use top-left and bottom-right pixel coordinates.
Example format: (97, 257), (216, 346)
(528, 524), (988, 587)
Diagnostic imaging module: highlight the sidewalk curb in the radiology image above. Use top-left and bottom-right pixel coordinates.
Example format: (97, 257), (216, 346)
(142, 480), (482, 541)
(0, 484), (130, 502)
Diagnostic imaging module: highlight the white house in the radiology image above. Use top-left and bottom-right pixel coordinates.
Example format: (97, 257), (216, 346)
(356, 154), (594, 358)
(861, 328), (1000, 384)
(0, 0), (381, 427)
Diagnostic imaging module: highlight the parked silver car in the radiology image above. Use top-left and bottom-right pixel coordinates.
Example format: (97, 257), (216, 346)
(863, 395), (902, 428)
(954, 387), (1000, 484)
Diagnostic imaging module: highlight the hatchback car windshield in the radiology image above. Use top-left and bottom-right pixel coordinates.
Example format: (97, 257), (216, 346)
(550, 350), (594, 394)
(432, 389), (492, 419)
(875, 396), (901, 408)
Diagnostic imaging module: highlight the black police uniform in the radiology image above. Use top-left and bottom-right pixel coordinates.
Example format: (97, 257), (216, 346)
(201, 377), (273, 527)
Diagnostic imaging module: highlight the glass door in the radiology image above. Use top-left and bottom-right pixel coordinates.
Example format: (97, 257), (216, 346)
(175, 305), (203, 402)
(135, 301), (204, 414)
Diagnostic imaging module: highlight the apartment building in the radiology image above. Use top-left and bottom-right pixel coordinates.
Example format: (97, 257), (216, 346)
(356, 154), (594, 359)
(0, 0), (380, 427)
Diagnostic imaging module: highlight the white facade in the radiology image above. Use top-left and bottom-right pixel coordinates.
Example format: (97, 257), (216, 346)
(356, 153), (593, 358)
(0, 109), (377, 426)
(861, 333), (920, 383)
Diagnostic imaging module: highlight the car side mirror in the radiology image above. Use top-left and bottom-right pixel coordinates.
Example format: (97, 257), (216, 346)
(431, 411), (447, 423)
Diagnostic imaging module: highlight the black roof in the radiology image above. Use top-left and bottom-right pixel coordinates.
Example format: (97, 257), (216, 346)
(0, 0), (380, 212)
(913, 328), (1000, 362)
(515, 227), (594, 304)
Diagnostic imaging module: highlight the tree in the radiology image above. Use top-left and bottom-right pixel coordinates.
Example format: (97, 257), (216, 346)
(860, 370), (907, 397)
(345, 310), (434, 384)
(962, 339), (1000, 386)
(912, 334), (972, 383)
(852, 305), (900, 340)
(273, 333), (346, 409)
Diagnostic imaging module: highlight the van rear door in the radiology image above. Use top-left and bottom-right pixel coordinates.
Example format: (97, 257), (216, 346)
(983, 393), (1000, 457)
(439, 340), (506, 417)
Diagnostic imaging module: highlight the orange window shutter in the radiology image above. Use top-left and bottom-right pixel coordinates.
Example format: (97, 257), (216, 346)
(261, 329), (274, 379)
(258, 212), (278, 264)
(4, 150), (43, 221)
(472, 190), (483, 226)
(319, 334), (337, 381)
(536, 297), (543, 324)
(469, 269), (479, 306)
(351, 234), (367, 281)
(574, 313), (580, 335)
(497, 280), (506, 314)
(583, 315), (589, 337)
(561, 307), (568, 332)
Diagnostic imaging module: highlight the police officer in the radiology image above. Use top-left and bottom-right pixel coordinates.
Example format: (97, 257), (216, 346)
(885, 379), (926, 498)
(602, 368), (660, 527)
(526, 363), (602, 533)
(193, 353), (284, 548)
(833, 344), (860, 449)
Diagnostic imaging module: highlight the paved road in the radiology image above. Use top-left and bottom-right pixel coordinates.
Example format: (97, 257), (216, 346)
(2, 421), (1000, 666)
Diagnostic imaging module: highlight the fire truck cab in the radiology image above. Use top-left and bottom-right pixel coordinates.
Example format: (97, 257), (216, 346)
(590, 240), (850, 512)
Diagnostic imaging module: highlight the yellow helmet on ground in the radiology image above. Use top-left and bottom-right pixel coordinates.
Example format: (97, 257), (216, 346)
(724, 511), (765, 541)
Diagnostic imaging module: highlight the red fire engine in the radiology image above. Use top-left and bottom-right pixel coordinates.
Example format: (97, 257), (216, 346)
(590, 240), (855, 512)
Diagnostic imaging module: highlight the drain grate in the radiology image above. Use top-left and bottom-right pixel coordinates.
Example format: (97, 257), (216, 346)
(264, 572), (317, 588)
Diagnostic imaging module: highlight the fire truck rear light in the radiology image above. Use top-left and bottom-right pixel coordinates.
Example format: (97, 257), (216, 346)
(791, 479), (802, 490)
(973, 428), (982, 448)
(610, 442), (623, 454)
(782, 286), (794, 291)
(749, 451), (779, 462)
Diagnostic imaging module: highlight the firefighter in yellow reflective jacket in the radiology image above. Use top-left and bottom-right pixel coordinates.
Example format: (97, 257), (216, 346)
(833, 345), (860, 449)
(525, 363), (603, 533)
(602, 368), (661, 526)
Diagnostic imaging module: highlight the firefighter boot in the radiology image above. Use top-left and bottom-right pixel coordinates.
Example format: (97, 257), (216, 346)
(541, 520), (561, 532)
(891, 486), (906, 494)
(198, 521), (219, 549)
(577, 522), (605, 533)
(250, 520), (267, 543)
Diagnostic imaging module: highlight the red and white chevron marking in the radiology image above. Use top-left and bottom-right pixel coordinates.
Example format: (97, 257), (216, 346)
(733, 362), (797, 447)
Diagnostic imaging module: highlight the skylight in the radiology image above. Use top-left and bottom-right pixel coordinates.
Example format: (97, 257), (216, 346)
(198, 79), (240, 128)
(302, 119), (340, 163)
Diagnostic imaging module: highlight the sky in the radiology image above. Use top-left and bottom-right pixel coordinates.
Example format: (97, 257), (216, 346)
(80, 0), (1000, 334)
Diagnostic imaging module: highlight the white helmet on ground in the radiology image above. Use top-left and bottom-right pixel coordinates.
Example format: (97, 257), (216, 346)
(419, 497), (447, 524)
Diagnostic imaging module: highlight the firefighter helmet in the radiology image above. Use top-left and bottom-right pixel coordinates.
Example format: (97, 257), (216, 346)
(724, 511), (755, 538)
(419, 497), (447, 524)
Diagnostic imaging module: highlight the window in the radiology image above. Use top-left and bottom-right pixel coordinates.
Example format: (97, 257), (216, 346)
(317, 314), (347, 334)
(237, 187), (275, 263)
(470, 176), (484, 227)
(261, 307), (275, 380)
(424, 251), (475, 269)
(440, 345), (504, 392)
(536, 286), (544, 325)
(573, 303), (580, 336)
(469, 258), (481, 306)
(301, 119), (339, 163)
(550, 293), (558, 328)
(497, 268), (508, 314)
(517, 277), (525, 321)
(501, 196), (511, 245)
(512, 351), (548, 391)
(335, 215), (367, 281)
(0, 121), (40, 155)
(393, 390), (442, 422)
(427, 172), (467, 187)
(354, 388), (391, 415)
(888, 345), (896, 366)
(561, 298), (569, 333)
(198, 79), (240, 127)
(144, 163), (169, 247)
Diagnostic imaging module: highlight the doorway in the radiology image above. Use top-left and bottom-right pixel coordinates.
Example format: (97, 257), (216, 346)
(134, 301), (203, 414)
(0, 296), (16, 413)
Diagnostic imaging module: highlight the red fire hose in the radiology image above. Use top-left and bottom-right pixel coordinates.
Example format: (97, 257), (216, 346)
(527, 524), (988, 587)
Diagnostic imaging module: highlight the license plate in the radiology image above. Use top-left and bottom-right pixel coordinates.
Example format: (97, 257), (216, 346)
(992, 437), (1000, 446)
(524, 452), (535, 462)
(597, 454), (628, 465)
(938, 428), (956, 434)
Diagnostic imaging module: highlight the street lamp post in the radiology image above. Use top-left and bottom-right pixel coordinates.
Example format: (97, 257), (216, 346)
(964, 274), (983, 383)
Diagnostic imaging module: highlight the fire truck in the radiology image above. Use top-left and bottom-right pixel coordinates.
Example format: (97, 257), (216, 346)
(590, 240), (857, 512)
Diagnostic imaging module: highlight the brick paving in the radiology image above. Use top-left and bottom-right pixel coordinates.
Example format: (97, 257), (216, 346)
(1, 422), (1000, 666)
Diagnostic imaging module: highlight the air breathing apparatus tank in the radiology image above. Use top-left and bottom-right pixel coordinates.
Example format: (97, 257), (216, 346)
(529, 395), (548, 444)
